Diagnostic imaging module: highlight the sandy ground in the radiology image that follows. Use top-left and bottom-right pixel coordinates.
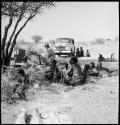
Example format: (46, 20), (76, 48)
(1, 60), (119, 124)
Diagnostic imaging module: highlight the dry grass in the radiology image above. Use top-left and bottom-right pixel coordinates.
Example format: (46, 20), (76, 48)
(1, 74), (16, 103)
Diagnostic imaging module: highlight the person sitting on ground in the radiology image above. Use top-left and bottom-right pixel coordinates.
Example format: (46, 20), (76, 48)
(69, 56), (85, 86)
(86, 50), (90, 57)
(51, 60), (61, 82)
(97, 54), (109, 73)
(89, 62), (99, 76)
(13, 69), (30, 101)
(45, 60), (61, 83)
(82, 64), (90, 76)
(98, 54), (105, 63)
(62, 62), (73, 85)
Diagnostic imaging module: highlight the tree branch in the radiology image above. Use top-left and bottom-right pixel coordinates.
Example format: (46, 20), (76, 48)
(6, 2), (26, 57)
(1, 15), (13, 49)
(8, 13), (36, 57)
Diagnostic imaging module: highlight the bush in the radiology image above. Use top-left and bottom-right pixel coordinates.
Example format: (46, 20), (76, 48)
(1, 74), (16, 103)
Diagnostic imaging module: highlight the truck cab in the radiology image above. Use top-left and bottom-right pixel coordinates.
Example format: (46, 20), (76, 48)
(54, 38), (75, 57)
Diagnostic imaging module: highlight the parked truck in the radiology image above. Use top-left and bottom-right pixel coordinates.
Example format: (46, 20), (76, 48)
(53, 38), (75, 57)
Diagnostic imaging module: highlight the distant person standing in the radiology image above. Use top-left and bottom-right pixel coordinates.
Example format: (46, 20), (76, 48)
(44, 43), (55, 64)
(86, 50), (90, 57)
(110, 53), (115, 60)
(70, 39), (75, 56)
(97, 54), (106, 69)
(76, 48), (80, 57)
(79, 47), (84, 57)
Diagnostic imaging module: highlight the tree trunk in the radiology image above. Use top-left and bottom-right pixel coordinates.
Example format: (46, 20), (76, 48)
(1, 16), (13, 66)
(4, 57), (11, 66)
(1, 15), (13, 50)
(5, 3), (26, 57)
(6, 17), (22, 57)
(3, 13), (36, 68)
(5, 14), (35, 67)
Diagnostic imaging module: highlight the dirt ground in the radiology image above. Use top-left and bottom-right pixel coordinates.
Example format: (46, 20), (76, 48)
(1, 60), (119, 124)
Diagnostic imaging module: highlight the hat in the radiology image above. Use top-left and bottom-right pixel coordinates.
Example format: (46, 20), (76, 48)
(69, 56), (78, 64)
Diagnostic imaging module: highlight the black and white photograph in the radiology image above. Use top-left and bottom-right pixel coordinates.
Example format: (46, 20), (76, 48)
(1, 1), (119, 124)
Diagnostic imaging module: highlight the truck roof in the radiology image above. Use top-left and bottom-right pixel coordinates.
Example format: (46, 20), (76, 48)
(56, 38), (73, 40)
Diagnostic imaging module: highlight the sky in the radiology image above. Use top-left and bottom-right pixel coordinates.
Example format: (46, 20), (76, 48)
(1, 2), (119, 59)
(2, 2), (119, 43)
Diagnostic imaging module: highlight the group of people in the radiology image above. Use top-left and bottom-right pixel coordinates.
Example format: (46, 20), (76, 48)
(10, 43), (117, 102)
(38, 43), (91, 67)
(45, 54), (115, 87)
(76, 47), (90, 57)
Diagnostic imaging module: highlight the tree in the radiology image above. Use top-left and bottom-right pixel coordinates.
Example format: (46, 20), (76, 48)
(90, 38), (105, 45)
(31, 35), (43, 65)
(31, 35), (43, 45)
(1, 2), (55, 67)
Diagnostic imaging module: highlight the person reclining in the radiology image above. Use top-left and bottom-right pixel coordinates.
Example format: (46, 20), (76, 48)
(93, 60), (118, 77)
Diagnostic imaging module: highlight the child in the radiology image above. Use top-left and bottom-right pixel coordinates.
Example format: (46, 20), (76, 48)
(83, 64), (90, 76)
(89, 62), (99, 76)
(62, 62), (73, 85)
(13, 69), (30, 101)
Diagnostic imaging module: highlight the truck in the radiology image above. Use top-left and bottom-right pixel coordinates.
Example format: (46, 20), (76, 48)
(53, 38), (75, 57)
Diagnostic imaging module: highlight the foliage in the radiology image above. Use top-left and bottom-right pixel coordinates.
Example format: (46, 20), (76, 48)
(1, 2), (55, 67)
(32, 35), (43, 44)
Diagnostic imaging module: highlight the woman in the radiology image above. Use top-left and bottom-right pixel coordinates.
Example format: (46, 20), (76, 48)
(69, 56), (85, 86)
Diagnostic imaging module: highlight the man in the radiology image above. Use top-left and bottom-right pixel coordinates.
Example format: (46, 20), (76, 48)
(45, 60), (61, 83)
(70, 39), (75, 56)
(62, 62), (73, 85)
(76, 48), (80, 57)
(45, 43), (55, 65)
(79, 47), (84, 57)
(86, 50), (90, 57)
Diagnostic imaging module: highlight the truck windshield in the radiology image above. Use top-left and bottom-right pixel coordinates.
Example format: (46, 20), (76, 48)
(56, 39), (71, 44)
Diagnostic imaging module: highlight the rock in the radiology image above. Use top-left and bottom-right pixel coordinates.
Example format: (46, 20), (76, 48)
(41, 111), (71, 124)
(55, 112), (71, 124)
(30, 108), (43, 124)
(16, 108), (26, 124)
